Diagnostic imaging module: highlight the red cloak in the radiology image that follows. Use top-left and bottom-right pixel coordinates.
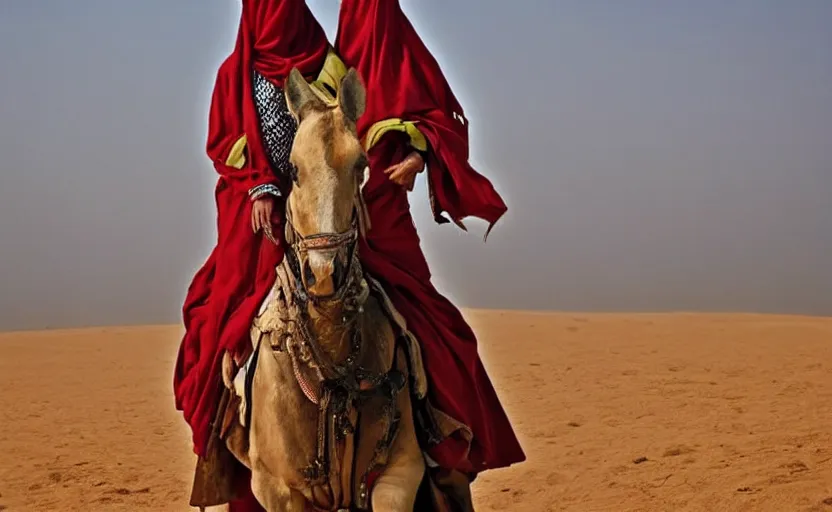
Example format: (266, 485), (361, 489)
(336, 0), (525, 473)
(173, 0), (330, 458)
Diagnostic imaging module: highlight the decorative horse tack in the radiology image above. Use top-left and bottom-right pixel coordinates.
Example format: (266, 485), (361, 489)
(264, 191), (408, 510)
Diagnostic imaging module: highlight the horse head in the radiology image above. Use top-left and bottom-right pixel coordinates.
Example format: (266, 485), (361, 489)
(283, 66), (370, 300)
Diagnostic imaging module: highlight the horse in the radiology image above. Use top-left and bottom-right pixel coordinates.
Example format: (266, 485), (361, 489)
(221, 67), (428, 511)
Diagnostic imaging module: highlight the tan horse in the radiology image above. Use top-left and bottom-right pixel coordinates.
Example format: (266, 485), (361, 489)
(224, 67), (426, 511)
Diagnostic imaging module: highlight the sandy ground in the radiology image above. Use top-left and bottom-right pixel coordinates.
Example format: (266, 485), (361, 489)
(2, 312), (832, 511)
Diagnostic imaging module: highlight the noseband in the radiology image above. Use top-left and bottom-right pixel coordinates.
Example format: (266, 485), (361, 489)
(291, 220), (358, 254)
(283, 195), (365, 305)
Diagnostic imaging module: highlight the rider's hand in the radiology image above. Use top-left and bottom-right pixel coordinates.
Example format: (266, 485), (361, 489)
(251, 196), (278, 244)
(383, 151), (425, 191)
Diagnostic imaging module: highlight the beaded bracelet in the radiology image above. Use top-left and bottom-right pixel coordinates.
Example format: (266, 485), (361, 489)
(249, 183), (281, 201)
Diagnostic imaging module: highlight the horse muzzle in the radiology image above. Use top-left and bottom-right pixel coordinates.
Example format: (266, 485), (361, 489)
(302, 249), (348, 299)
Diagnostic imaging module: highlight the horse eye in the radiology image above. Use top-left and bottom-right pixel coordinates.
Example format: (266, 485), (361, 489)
(289, 163), (299, 184)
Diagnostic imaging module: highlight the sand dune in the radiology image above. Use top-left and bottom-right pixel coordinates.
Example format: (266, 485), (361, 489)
(2, 311), (832, 511)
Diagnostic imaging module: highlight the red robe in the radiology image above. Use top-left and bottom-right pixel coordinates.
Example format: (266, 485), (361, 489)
(336, 0), (526, 473)
(173, 0), (329, 459)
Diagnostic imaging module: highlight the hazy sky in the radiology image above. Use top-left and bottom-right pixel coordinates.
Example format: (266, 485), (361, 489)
(1, 1), (830, 330)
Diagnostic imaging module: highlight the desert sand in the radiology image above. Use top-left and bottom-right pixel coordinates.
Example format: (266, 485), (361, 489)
(1, 311), (832, 511)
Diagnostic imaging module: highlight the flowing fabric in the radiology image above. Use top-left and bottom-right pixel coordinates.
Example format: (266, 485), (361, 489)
(336, 0), (525, 472)
(173, 0), (330, 459)
(335, 0), (508, 232)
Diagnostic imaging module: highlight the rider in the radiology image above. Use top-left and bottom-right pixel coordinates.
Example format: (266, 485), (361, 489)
(335, 0), (525, 475)
(174, 0), (524, 508)
(173, 0), (329, 508)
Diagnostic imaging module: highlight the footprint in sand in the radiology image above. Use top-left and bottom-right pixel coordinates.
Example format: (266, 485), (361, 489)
(545, 472), (565, 486)
(107, 487), (152, 496)
(663, 445), (695, 458)
(779, 461), (809, 474)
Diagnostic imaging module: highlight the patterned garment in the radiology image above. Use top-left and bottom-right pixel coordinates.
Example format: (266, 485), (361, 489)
(252, 69), (297, 179)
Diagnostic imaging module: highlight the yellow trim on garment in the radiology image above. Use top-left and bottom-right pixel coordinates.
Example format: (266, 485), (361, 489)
(225, 134), (248, 169)
(223, 49), (427, 166)
(364, 118), (428, 153)
(309, 49), (429, 153)
(225, 49), (346, 167)
(310, 49), (347, 105)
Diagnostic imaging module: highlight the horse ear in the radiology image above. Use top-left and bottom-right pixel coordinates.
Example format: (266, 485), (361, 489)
(284, 67), (324, 122)
(338, 68), (366, 124)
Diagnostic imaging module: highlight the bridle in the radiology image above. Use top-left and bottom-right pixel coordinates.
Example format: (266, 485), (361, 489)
(283, 200), (360, 306)
(282, 156), (371, 305)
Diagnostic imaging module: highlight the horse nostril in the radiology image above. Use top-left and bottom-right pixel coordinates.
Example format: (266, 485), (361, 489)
(331, 257), (343, 288)
(303, 260), (316, 288)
